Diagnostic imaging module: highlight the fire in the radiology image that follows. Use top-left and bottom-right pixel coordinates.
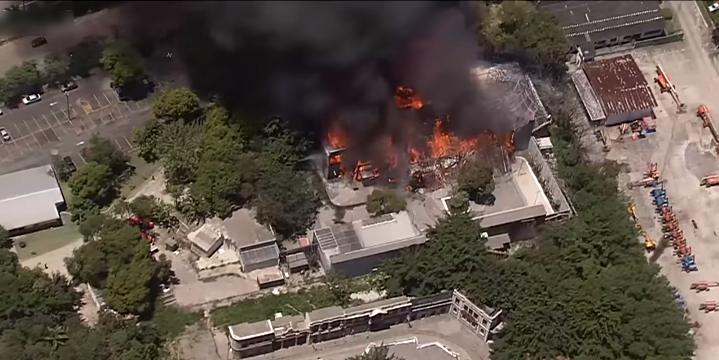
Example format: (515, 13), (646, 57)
(395, 85), (424, 110)
(408, 146), (422, 163)
(327, 126), (348, 149)
(428, 117), (478, 158)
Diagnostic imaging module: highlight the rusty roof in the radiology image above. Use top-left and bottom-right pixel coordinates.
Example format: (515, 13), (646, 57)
(582, 54), (656, 116)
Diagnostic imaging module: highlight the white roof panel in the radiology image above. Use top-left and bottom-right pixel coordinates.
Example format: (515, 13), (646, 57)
(0, 165), (64, 230)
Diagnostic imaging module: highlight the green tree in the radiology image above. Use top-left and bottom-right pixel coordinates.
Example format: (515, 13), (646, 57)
(366, 190), (406, 217)
(0, 224), (10, 248)
(51, 155), (76, 182)
(129, 195), (176, 228)
(255, 164), (320, 238)
(182, 106), (257, 219)
(133, 118), (163, 163)
(257, 117), (311, 169)
(446, 190), (470, 215)
(101, 41), (145, 88)
(0, 61), (44, 104)
(381, 212), (492, 298)
(78, 212), (111, 241)
(68, 162), (114, 207)
(326, 273), (353, 307)
(456, 160), (494, 203)
(153, 87), (202, 123)
(347, 346), (402, 360)
(85, 134), (128, 176)
(105, 256), (157, 315)
(480, 1), (569, 78)
(42, 54), (70, 85)
(157, 122), (203, 185)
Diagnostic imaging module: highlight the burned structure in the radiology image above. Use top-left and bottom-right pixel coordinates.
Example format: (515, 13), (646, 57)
(319, 62), (549, 193)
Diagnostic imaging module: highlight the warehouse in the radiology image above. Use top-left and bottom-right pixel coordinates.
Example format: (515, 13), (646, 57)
(538, 0), (666, 60)
(0, 165), (66, 235)
(573, 54), (657, 125)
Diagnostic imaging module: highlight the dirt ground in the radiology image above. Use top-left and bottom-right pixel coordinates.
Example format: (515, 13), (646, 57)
(586, 2), (719, 358)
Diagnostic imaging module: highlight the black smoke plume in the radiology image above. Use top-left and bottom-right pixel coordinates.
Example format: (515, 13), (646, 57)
(121, 1), (520, 149)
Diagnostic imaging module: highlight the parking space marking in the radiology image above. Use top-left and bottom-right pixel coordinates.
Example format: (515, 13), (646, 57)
(24, 118), (40, 133)
(12, 123), (22, 138)
(32, 116), (43, 131)
(103, 93), (112, 106)
(77, 151), (87, 164)
(123, 136), (133, 149)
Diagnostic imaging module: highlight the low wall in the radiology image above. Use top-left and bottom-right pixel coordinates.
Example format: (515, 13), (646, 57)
(522, 138), (573, 219)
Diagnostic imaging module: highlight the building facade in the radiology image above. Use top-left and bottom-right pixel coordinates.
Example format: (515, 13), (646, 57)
(538, 1), (667, 60)
(227, 290), (501, 359)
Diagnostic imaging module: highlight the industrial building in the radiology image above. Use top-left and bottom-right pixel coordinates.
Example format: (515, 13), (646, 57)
(188, 209), (280, 272)
(572, 54), (657, 125)
(0, 165), (66, 235)
(538, 1), (667, 60)
(227, 289), (501, 358)
(312, 211), (426, 277)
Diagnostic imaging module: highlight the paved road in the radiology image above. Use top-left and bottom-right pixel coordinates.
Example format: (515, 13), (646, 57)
(0, 71), (156, 174)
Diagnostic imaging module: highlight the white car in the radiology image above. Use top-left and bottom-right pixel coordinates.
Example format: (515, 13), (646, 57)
(710, 2), (719, 13)
(22, 94), (41, 105)
(0, 127), (10, 142)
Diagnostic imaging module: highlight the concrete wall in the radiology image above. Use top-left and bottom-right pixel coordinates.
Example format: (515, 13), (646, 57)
(523, 138), (573, 218)
(330, 249), (404, 277)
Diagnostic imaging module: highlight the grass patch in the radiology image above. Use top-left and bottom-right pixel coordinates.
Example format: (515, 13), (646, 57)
(119, 155), (160, 198)
(211, 286), (338, 327)
(60, 181), (73, 208)
(147, 303), (202, 340)
(14, 222), (82, 260)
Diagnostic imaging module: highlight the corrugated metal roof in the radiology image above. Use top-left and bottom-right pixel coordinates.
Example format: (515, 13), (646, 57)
(582, 54), (656, 116)
(0, 165), (64, 231)
(572, 70), (606, 122)
(239, 242), (280, 267)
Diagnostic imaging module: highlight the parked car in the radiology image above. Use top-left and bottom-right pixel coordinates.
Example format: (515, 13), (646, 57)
(59, 80), (78, 92)
(0, 128), (10, 142)
(21, 94), (41, 105)
(30, 36), (47, 47)
(62, 156), (77, 174)
(710, 2), (719, 13)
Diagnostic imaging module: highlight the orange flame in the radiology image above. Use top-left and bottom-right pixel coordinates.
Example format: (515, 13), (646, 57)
(428, 117), (478, 158)
(327, 126), (348, 149)
(395, 85), (424, 110)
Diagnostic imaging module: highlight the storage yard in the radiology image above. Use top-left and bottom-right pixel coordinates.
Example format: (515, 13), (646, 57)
(579, 3), (719, 357)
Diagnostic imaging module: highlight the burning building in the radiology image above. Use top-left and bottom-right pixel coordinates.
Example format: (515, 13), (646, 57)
(319, 62), (549, 194)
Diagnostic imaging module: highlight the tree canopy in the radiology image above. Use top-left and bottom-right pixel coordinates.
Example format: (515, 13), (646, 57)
(366, 190), (406, 217)
(101, 41), (145, 88)
(346, 346), (403, 360)
(0, 61), (44, 105)
(480, 1), (569, 79)
(380, 109), (694, 360)
(133, 117), (163, 163)
(456, 159), (494, 203)
(66, 217), (162, 315)
(153, 87), (202, 123)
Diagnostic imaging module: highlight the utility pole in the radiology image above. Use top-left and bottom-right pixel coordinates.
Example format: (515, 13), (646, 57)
(64, 91), (70, 122)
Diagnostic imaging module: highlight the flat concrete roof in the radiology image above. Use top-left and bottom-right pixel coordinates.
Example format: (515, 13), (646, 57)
(229, 320), (273, 341)
(222, 209), (276, 249)
(187, 220), (223, 253)
(307, 306), (345, 323)
(353, 212), (419, 248)
(0, 165), (64, 231)
(582, 54), (657, 117)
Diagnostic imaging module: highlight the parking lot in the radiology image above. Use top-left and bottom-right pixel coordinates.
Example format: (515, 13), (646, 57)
(0, 74), (156, 174)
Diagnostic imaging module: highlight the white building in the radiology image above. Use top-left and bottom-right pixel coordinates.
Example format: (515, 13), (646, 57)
(0, 165), (66, 235)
